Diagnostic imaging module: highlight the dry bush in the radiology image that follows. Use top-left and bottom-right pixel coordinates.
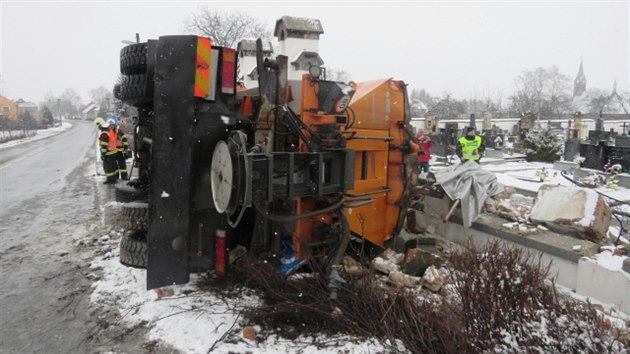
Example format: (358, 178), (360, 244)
(448, 240), (555, 348)
(448, 240), (625, 353)
(223, 241), (626, 353)
(237, 258), (466, 353)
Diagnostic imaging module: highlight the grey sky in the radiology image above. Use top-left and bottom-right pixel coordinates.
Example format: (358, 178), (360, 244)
(1, 1), (628, 106)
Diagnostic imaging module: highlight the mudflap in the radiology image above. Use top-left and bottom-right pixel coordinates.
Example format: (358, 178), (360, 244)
(146, 36), (200, 290)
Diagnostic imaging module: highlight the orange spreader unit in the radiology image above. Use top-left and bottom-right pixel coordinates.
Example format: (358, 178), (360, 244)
(291, 76), (410, 256)
(344, 78), (407, 247)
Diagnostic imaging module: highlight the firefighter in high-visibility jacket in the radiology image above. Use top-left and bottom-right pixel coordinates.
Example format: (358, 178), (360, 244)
(114, 123), (130, 180)
(456, 127), (485, 164)
(99, 119), (120, 184)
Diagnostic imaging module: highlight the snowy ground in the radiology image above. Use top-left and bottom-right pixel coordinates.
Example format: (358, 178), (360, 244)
(89, 231), (387, 353)
(0, 121), (73, 151)
(86, 156), (629, 352)
(88, 222), (629, 353)
(488, 163), (629, 270)
(430, 159), (629, 294)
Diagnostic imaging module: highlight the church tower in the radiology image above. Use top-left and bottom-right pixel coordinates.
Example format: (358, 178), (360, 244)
(573, 59), (587, 97)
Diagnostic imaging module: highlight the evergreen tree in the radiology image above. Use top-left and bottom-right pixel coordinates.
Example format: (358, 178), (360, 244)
(42, 106), (54, 127)
(523, 128), (562, 162)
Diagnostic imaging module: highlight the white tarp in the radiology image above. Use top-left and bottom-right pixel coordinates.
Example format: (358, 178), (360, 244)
(434, 160), (504, 228)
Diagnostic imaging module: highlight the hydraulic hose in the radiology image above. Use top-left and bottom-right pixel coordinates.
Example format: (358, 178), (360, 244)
(253, 197), (345, 223)
(343, 196), (374, 209)
(328, 209), (350, 300)
(330, 208), (350, 268)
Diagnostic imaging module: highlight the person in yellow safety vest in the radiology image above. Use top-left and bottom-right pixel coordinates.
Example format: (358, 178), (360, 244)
(113, 121), (130, 180)
(98, 119), (120, 184)
(456, 127), (485, 164)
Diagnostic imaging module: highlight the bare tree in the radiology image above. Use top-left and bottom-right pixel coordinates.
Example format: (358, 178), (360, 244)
(510, 66), (572, 119)
(60, 88), (82, 112)
(183, 8), (271, 48)
(428, 93), (467, 119)
(545, 66), (573, 117)
(42, 88), (83, 118)
(0, 116), (15, 139)
(17, 110), (35, 134)
(325, 68), (351, 82)
(89, 86), (113, 113)
(586, 88), (609, 116)
(410, 88), (432, 103)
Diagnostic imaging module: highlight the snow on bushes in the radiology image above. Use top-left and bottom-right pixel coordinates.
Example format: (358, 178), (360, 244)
(523, 128), (563, 162)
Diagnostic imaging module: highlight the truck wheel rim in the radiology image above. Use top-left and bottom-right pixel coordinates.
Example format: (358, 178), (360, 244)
(211, 140), (233, 213)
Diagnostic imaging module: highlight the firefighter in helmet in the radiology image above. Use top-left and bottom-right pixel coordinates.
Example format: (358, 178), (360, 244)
(97, 118), (119, 184)
(93, 117), (108, 179)
(110, 116), (130, 180)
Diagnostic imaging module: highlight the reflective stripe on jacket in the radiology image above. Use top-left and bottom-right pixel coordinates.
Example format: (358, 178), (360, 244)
(116, 131), (129, 153)
(458, 135), (482, 161)
(99, 130), (118, 156)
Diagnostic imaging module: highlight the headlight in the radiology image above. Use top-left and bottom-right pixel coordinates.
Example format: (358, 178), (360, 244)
(309, 65), (322, 79)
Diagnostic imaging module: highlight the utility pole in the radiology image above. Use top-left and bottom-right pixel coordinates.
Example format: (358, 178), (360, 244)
(57, 98), (61, 126)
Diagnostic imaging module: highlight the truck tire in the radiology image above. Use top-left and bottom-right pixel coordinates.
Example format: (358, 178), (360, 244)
(115, 181), (148, 203)
(119, 74), (151, 106)
(120, 43), (148, 75)
(120, 202), (149, 231)
(120, 230), (148, 269)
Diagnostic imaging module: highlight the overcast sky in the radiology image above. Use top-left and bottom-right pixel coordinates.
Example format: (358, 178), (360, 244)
(1, 0), (628, 105)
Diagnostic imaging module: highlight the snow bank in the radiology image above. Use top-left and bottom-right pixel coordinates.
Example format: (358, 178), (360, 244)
(0, 122), (73, 150)
(595, 249), (628, 272)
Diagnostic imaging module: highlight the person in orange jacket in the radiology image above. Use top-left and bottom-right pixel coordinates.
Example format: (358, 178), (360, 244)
(111, 117), (130, 180)
(99, 119), (120, 184)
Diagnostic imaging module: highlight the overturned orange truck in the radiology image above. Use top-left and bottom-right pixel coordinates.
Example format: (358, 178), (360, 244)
(114, 34), (420, 296)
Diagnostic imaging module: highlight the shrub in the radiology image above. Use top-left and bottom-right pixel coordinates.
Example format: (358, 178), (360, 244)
(523, 128), (563, 162)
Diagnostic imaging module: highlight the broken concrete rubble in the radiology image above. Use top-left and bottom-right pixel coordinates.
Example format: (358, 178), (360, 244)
(381, 248), (404, 265)
(422, 266), (445, 292)
(153, 287), (175, 299)
(371, 248), (447, 292)
(401, 248), (443, 277)
(485, 191), (533, 223)
(372, 256), (399, 275)
(388, 271), (422, 288)
(530, 185), (612, 242)
(342, 256), (365, 276)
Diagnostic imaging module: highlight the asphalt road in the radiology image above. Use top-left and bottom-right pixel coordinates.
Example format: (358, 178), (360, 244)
(0, 121), (96, 210)
(0, 121), (123, 353)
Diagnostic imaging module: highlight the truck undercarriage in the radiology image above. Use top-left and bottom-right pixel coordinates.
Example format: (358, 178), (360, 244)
(114, 35), (419, 293)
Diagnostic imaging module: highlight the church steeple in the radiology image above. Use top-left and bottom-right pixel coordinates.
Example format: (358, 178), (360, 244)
(573, 59), (587, 97)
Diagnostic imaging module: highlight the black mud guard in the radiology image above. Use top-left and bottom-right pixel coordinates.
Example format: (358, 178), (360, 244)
(146, 35), (199, 289)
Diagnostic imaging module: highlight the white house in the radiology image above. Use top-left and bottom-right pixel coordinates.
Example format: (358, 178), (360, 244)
(236, 40), (274, 89)
(273, 16), (325, 81)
